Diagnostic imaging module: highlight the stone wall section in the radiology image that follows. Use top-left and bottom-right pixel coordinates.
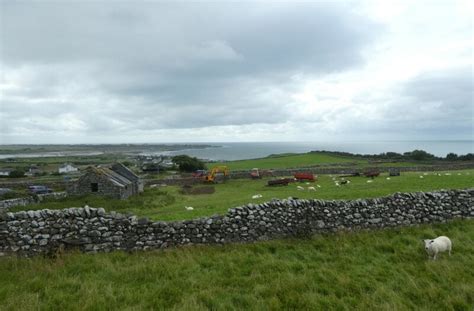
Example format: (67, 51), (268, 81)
(0, 189), (472, 256)
(0, 192), (67, 210)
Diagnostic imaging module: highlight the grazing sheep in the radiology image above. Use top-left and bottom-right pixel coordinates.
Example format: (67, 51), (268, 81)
(316, 185), (321, 188)
(307, 186), (316, 191)
(185, 206), (194, 211)
(367, 180), (373, 183)
(424, 236), (452, 260)
(251, 194), (263, 199)
(419, 175), (424, 179)
(386, 177), (391, 180)
(297, 186), (305, 190)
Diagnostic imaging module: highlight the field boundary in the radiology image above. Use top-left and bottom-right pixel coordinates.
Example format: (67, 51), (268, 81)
(1, 188), (472, 257)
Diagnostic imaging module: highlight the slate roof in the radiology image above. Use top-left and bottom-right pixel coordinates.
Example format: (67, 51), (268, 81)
(111, 163), (140, 182)
(88, 166), (133, 188)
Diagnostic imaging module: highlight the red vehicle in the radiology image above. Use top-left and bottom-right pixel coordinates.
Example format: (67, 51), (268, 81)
(364, 171), (380, 178)
(294, 172), (315, 182)
(250, 168), (261, 179)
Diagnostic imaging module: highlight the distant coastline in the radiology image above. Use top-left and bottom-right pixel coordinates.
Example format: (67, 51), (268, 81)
(1, 141), (471, 161)
(0, 144), (218, 159)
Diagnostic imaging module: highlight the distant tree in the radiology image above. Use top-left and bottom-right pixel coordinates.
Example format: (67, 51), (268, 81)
(172, 155), (206, 172)
(445, 153), (458, 161)
(458, 153), (474, 161)
(385, 152), (403, 159)
(404, 150), (436, 161)
(8, 169), (25, 178)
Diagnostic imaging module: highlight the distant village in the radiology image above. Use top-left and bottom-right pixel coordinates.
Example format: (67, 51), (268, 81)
(0, 155), (182, 200)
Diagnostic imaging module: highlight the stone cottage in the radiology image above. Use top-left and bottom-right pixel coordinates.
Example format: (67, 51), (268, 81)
(68, 163), (143, 199)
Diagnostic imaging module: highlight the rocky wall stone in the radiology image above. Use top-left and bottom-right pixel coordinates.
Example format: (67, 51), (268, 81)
(0, 189), (472, 257)
(0, 192), (67, 210)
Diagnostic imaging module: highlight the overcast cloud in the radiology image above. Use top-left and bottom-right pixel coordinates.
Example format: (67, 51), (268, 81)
(0, 0), (472, 143)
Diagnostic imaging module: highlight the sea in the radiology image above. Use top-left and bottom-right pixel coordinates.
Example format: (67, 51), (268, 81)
(0, 141), (472, 161)
(154, 141), (474, 161)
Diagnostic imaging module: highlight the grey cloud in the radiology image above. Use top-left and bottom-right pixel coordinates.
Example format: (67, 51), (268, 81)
(1, 1), (380, 134)
(403, 67), (473, 116)
(357, 67), (474, 139)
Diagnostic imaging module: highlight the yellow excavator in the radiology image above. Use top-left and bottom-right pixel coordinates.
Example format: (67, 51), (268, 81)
(204, 166), (230, 183)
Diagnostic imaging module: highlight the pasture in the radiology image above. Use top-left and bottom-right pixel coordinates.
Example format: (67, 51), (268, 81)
(0, 220), (472, 310)
(206, 152), (431, 170)
(9, 169), (474, 221)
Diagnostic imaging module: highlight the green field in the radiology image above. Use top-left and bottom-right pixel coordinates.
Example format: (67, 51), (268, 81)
(206, 152), (437, 171)
(1, 220), (472, 310)
(208, 153), (364, 170)
(10, 170), (474, 221)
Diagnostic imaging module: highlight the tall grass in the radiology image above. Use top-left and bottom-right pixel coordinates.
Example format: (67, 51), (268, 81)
(0, 220), (473, 310)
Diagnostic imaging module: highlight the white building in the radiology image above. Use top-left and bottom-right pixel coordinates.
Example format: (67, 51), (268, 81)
(0, 168), (13, 176)
(58, 164), (78, 174)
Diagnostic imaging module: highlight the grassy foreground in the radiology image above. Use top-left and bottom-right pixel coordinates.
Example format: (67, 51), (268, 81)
(1, 220), (473, 310)
(10, 170), (474, 221)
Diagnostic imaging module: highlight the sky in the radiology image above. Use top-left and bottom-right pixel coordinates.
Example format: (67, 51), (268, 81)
(0, 0), (473, 144)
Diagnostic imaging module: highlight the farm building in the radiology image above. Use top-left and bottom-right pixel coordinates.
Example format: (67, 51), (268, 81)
(68, 163), (143, 199)
(58, 163), (79, 174)
(0, 168), (13, 177)
(25, 165), (42, 177)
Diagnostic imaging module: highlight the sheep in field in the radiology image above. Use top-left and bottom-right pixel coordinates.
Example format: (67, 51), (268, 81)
(307, 186), (316, 191)
(423, 236), (452, 260)
(297, 186), (305, 190)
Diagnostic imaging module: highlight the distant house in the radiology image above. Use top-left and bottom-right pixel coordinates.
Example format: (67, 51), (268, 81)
(25, 165), (42, 177)
(0, 168), (14, 177)
(68, 163), (143, 199)
(58, 163), (78, 174)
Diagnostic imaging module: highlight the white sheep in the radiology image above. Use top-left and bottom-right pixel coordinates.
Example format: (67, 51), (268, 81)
(251, 194), (263, 199)
(367, 180), (373, 183)
(307, 186), (316, 191)
(386, 177), (391, 180)
(185, 206), (194, 211)
(316, 185), (321, 188)
(297, 186), (305, 190)
(419, 175), (424, 179)
(423, 236), (452, 260)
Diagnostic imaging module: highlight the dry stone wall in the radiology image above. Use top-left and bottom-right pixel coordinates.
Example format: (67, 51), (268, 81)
(0, 192), (67, 210)
(1, 189), (472, 257)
